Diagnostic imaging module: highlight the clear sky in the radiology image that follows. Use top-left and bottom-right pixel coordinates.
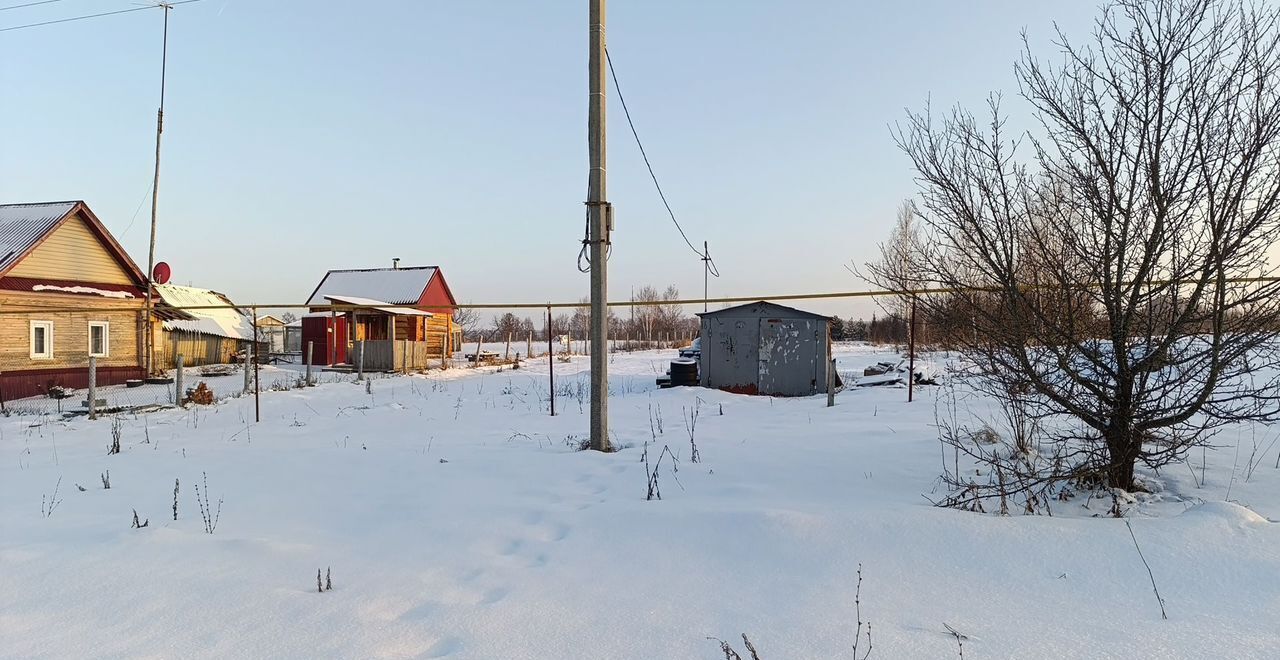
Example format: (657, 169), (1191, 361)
(0, 1), (1102, 320)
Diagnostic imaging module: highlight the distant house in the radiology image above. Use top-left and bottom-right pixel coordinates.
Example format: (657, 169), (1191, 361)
(0, 201), (150, 398)
(153, 284), (257, 367)
(256, 314), (286, 353)
(301, 265), (459, 369)
(698, 301), (835, 397)
(283, 317), (302, 353)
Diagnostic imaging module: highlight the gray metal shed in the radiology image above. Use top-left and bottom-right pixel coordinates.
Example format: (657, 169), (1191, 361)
(697, 301), (833, 396)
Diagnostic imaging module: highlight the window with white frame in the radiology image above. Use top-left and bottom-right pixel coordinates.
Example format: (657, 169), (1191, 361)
(89, 321), (110, 358)
(30, 321), (53, 359)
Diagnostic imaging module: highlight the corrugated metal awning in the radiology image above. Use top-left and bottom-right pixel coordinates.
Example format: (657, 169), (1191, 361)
(323, 295), (433, 316)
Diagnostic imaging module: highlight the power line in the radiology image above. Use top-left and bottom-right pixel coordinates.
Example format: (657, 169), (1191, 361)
(0, 0), (67, 12)
(0, 0), (200, 32)
(604, 46), (720, 277)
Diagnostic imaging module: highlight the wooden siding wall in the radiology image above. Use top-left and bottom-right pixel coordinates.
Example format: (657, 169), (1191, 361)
(155, 330), (239, 368)
(7, 214), (134, 284)
(0, 292), (143, 371)
(353, 317), (454, 372)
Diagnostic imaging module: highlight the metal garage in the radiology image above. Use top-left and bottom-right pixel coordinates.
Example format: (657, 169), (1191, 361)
(697, 301), (833, 396)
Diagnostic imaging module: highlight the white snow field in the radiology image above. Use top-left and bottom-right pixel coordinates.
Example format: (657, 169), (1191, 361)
(2, 346), (1278, 659)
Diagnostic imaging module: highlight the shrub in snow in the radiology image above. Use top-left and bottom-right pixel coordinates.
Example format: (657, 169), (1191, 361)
(194, 472), (222, 534)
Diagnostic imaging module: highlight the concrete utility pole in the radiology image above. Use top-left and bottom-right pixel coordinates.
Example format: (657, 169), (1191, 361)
(587, 0), (612, 452)
(143, 2), (173, 376)
(703, 241), (711, 313)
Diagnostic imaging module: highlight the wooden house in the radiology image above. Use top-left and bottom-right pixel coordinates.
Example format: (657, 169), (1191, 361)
(153, 284), (257, 368)
(0, 201), (150, 399)
(301, 265), (460, 369)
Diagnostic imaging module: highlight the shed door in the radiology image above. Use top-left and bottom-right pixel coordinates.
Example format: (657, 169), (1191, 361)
(758, 318), (820, 396)
(702, 316), (759, 393)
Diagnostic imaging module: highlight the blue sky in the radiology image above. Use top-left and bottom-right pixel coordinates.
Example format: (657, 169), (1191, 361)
(0, 1), (1101, 319)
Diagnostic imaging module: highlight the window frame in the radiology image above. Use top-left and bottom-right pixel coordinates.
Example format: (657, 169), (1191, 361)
(30, 320), (53, 360)
(88, 321), (110, 358)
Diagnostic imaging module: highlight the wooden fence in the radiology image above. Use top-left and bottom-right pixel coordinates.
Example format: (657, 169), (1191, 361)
(358, 340), (448, 372)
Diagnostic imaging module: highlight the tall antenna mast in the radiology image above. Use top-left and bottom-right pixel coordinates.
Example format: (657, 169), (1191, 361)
(587, 0), (612, 452)
(143, 2), (172, 376)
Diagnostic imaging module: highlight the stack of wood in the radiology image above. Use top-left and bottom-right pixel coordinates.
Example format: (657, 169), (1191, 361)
(185, 382), (215, 405)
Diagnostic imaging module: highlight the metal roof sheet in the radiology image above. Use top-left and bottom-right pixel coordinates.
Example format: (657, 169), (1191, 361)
(323, 294), (433, 316)
(697, 300), (832, 320)
(155, 284), (256, 341)
(0, 201), (77, 272)
(305, 266), (438, 306)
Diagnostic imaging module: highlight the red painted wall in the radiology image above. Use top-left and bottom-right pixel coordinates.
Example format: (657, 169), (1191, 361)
(417, 271), (457, 314)
(301, 315), (348, 366)
(0, 366), (146, 404)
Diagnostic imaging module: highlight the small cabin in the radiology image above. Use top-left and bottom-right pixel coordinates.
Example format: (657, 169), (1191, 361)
(301, 265), (460, 370)
(698, 301), (834, 397)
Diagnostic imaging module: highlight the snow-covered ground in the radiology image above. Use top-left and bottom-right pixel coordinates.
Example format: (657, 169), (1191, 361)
(2, 346), (1278, 659)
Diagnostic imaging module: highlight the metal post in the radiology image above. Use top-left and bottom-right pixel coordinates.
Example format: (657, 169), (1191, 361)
(827, 358), (836, 407)
(356, 340), (365, 380)
(143, 4), (172, 377)
(305, 342), (314, 386)
(253, 313), (261, 422)
(88, 356), (97, 420)
(908, 296), (917, 403)
(175, 353), (184, 406)
(826, 325), (835, 407)
(547, 305), (555, 417)
(587, 0), (611, 451)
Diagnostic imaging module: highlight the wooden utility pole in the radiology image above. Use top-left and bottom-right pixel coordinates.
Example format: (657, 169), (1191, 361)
(143, 3), (173, 376)
(587, 0), (612, 451)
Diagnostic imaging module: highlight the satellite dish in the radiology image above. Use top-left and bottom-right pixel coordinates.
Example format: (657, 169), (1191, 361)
(152, 261), (171, 285)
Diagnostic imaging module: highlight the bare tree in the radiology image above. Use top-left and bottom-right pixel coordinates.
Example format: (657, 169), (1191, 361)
(279, 312), (298, 324)
(453, 306), (481, 341)
(870, 200), (924, 318)
(876, 0), (1280, 493)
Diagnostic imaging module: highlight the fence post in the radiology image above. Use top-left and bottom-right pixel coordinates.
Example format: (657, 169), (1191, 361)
(826, 325), (835, 407)
(547, 305), (555, 417)
(356, 341), (365, 381)
(88, 356), (97, 420)
(441, 332), (448, 370)
(242, 342), (252, 394)
(828, 357), (837, 404)
(305, 342), (314, 386)
(473, 334), (483, 368)
(402, 339), (409, 373)
(504, 332), (512, 362)
(908, 295), (917, 403)
(527, 332), (532, 361)
(253, 309), (261, 422)
(175, 353), (184, 406)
